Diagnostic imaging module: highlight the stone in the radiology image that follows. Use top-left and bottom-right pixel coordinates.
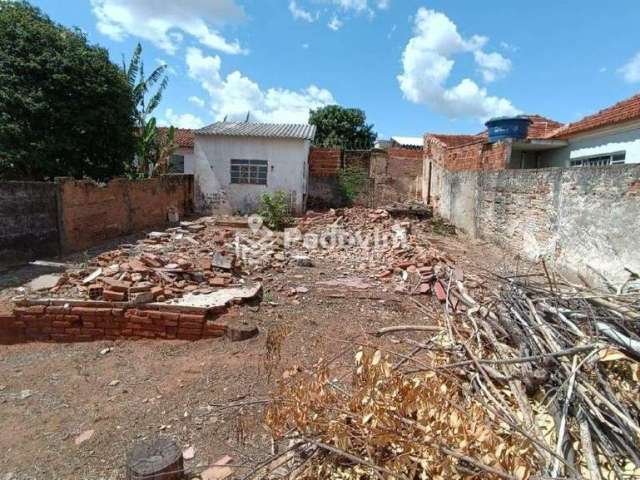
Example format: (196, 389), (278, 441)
(292, 255), (314, 267)
(108, 380), (120, 387)
(26, 274), (62, 291)
(182, 446), (195, 460)
(74, 429), (94, 445)
(200, 456), (234, 480)
(129, 291), (155, 305)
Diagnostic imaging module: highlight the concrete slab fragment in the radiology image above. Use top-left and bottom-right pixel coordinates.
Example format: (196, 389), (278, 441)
(154, 283), (262, 310)
(26, 274), (62, 291)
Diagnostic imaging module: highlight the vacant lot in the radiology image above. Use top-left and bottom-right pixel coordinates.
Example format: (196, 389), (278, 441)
(0, 212), (508, 479)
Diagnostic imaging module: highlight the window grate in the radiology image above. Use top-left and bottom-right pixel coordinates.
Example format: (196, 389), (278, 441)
(570, 152), (625, 167)
(230, 159), (268, 185)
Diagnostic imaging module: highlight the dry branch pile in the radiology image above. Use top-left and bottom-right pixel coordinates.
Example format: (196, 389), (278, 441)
(264, 266), (640, 479)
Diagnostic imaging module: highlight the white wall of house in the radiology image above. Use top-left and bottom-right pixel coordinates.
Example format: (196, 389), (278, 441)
(539, 121), (640, 167)
(193, 135), (310, 214)
(171, 147), (196, 174)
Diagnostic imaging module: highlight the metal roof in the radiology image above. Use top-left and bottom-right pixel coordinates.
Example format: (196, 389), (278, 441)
(391, 136), (424, 148)
(196, 122), (316, 140)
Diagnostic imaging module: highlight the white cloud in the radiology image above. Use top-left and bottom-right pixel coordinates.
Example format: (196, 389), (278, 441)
(619, 52), (640, 83)
(473, 50), (511, 82)
(161, 108), (205, 129)
(289, 0), (316, 22)
(328, 16), (343, 31)
(397, 8), (519, 121)
(185, 47), (336, 123)
(377, 0), (390, 9)
(91, 0), (247, 55)
(333, 0), (369, 12)
(188, 96), (206, 108)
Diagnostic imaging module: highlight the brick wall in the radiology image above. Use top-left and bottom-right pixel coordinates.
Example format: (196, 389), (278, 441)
(59, 175), (193, 252)
(387, 148), (423, 177)
(0, 182), (60, 264)
(0, 300), (228, 345)
(435, 140), (510, 172)
(0, 175), (194, 263)
(433, 164), (640, 287)
(309, 148), (341, 177)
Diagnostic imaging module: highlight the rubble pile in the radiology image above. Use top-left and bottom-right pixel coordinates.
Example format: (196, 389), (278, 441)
(293, 207), (461, 296)
(264, 266), (640, 479)
(34, 219), (251, 303)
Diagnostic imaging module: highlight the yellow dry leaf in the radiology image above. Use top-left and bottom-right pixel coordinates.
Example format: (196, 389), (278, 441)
(362, 413), (373, 424)
(598, 347), (629, 362)
(514, 465), (528, 480)
(371, 350), (382, 366)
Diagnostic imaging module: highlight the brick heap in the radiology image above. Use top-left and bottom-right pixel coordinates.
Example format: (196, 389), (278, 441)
(0, 300), (247, 345)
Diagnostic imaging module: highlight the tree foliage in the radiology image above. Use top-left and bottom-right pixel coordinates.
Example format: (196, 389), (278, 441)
(0, 1), (135, 181)
(309, 105), (377, 149)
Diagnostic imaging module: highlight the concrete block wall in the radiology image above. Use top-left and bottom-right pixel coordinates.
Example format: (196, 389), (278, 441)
(434, 164), (640, 286)
(0, 182), (60, 264)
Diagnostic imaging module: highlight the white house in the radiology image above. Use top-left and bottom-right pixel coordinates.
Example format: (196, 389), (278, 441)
(157, 128), (197, 174)
(538, 94), (640, 167)
(193, 122), (316, 214)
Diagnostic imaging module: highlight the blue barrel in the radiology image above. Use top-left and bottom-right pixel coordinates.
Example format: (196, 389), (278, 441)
(485, 116), (531, 143)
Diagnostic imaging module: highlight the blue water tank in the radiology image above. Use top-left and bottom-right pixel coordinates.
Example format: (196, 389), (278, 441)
(485, 116), (531, 143)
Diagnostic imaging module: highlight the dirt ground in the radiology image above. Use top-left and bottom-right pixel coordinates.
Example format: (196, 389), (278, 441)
(0, 217), (524, 480)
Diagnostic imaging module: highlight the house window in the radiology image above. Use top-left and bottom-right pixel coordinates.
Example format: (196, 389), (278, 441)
(169, 154), (185, 173)
(230, 159), (268, 185)
(570, 152), (625, 167)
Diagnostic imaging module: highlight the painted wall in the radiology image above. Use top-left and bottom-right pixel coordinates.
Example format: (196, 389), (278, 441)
(194, 135), (309, 214)
(173, 147), (196, 174)
(539, 123), (640, 167)
(433, 165), (640, 287)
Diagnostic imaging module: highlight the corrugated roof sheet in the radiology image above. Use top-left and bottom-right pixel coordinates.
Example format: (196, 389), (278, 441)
(391, 136), (424, 148)
(196, 122), (316, 140)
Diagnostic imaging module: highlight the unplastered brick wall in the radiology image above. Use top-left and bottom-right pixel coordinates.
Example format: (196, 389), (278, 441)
(434, 164), (640, 287)
(309, 148), (341, 177)
(0, 301), (227, 345)
(58, 175), (193, 252)
(442, 140), (510, 172)
(0, 175), (194, 263)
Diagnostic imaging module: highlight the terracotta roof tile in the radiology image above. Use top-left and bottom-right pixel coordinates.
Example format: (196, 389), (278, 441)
(157, 128), (194, 148)
(548, 93), (640, 138)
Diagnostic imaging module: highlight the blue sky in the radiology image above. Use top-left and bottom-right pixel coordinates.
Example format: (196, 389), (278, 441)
(31, 0), (640, 138)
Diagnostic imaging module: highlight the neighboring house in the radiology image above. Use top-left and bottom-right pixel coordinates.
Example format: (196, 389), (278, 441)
(157, 128), (196, 174)
(193, 122), (316, 215)
(538, 93), (640, 167)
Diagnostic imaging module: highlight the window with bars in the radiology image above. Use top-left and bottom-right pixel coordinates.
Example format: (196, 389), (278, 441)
(570, 152), (626, 167)
(230, 159), (268, 185)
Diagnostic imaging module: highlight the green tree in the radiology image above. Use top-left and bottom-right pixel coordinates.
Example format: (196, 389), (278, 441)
(123, 43), (168, 177)
(0, 1), (135, 181)
(309, 105), (377, 149)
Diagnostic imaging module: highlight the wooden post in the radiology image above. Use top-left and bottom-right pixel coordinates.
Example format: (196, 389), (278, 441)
(126, 437), (184, 480)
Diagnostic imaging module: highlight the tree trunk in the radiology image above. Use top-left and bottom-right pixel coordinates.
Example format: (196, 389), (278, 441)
(126, 437), (184, 480)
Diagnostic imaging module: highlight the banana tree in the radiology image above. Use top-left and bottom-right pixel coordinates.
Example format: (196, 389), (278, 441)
(123, 43), (168, 175)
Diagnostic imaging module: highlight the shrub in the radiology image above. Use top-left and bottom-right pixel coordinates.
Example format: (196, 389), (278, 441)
(337, 165), (368, 206)
(258, 190), (292, 231)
